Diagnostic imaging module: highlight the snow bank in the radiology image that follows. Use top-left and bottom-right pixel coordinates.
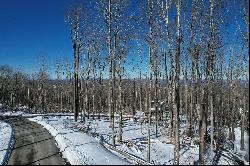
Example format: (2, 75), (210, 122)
(29, 116), (130, 165)
(0, 121), (14, 165)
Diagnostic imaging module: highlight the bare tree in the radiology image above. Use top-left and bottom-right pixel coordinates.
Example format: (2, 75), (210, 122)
(65, 4), (84, 122)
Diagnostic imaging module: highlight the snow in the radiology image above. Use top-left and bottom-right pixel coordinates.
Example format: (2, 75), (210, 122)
(27, 115), (200, 165)
(232, 127), (249, 165)
(73, 115), (249, 165)
(1, 107), (248, 165)
(0, 109), (69, 117)
(234, 127), (249, 152)
(0, 121), (14, 165)
(28, 116), (130, 165)
(76, 117), (200, 165)
(0, 111), (25, 116)
(27, 114), (246, 165)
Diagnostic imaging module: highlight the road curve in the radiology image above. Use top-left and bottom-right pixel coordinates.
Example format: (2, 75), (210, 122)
(3, 117), (69, 165)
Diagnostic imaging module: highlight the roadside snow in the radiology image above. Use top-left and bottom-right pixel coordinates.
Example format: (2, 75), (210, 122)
(2, 107), (248, 165)
(0, 121), (13, 165)
(28, 116), (130, 165)
(28, 115), (200, 165)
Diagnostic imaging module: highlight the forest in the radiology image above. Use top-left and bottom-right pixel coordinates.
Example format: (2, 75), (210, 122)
(0, 0), (249, 165)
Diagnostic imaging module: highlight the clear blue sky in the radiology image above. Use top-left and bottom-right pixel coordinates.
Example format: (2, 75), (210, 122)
(0, 0), (247, 79)
(0, 0), (139, 78)
(0, 0), (78, 76)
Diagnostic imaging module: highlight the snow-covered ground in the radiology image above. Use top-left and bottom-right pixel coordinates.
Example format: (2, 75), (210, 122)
(28, 115), (200, 165)
(1, 107), (248, 165)
(39, 114), (247, 165)
(29, 116), (130, 165)
(76, 116), (200, 165)
(0, 111), (25, 117)
(0, 121), (13, 165)
(232, 127), (249, 165)
(0, 108), (71, 117)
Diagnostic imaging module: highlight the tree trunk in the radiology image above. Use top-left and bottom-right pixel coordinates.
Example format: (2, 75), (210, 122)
(92, 66), (95, 120)
(210, 94), (214, 162)
(118, 65), (123, 143)
(108, 0), (113, 128)
(240, 98), (245, 151)
(173, 0), (181, 164)
(147, 0), (153, 162)
(73, 42), (79, 122)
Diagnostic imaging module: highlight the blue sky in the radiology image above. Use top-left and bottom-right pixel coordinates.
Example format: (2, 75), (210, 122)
(0, 0), (248, 79)
(0, 0), (140, 78)
(0, 0), (75, 76)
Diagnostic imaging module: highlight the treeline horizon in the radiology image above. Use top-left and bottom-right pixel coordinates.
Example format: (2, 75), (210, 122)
(1, 64), (249, 84)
